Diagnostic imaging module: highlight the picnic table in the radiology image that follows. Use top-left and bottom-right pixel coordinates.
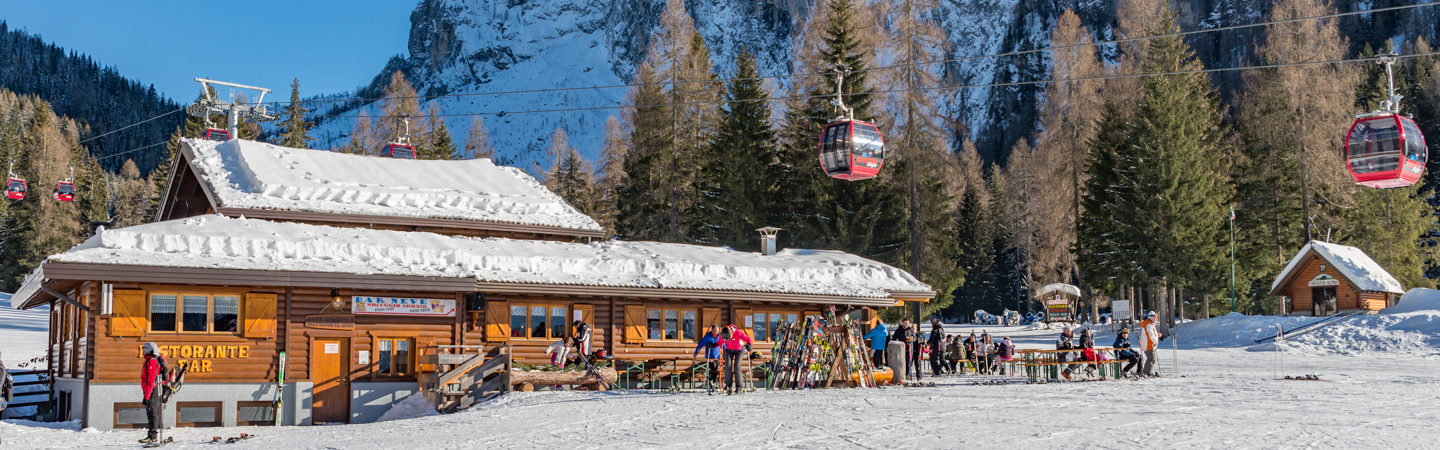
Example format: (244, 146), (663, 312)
(1014, 347), (1129, 382)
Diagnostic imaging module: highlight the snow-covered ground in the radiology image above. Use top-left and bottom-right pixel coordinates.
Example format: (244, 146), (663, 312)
(4, 291), (1440, 448)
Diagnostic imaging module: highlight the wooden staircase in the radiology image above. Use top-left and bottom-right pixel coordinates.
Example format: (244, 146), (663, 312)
(417, 345), (512, 413)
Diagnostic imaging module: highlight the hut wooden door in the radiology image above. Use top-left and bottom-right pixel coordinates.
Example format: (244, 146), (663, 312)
(1311, 287), (1337, 316)
(312, 337), (350, 423)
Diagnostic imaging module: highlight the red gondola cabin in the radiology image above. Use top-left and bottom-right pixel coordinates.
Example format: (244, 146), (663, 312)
(6, 177), (26, 200)
(382, 143), (415, 159)
(54, 181), (75, 202)
(204, 128), (231, 142)
(1345, 114), (1427, 189)
(817, 120), (885, 181)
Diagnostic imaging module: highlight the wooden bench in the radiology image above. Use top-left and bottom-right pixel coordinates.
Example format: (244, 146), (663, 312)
(1015, 348), (1131, 382)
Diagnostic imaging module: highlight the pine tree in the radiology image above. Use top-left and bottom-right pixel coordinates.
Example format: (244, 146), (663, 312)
(378, 71), (423, 145)
(0, 98), (83, 290)
(464, 116), (496, 160)
(418, 105), (458, 160)
(345, 111), (377, 155)
(1231, 0), (1358, 312)
(1034, 9), (1104, 303)
(112, 158), (154, 228)
(690, 48), (779, 250)
(888, 0), (963, 315)
(279, 77), (313, 149)
(544, 128), (596, 217)
(616, 62), (673, 240)
(1127, 13), (1233, 328)
(789, 0), (906, 265)
(71, 147), (107, 235)
(591, 116), (627, 233)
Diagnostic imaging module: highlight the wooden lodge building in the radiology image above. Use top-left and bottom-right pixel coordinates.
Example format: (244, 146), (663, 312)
(12, 139), (933, 430)
(1269, 241), (1404, 316)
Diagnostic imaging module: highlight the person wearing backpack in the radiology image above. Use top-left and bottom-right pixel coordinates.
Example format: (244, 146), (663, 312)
(927, 319), (946, 377)
(693, 325), (722, 393)
(864, 321), (889, 366)
(717, 324), (753, 394)
(139, 342), (166, 444)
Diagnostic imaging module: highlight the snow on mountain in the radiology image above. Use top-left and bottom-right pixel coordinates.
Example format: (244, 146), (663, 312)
(306, 0), (795, 175)
(300, 0), (1438, 168)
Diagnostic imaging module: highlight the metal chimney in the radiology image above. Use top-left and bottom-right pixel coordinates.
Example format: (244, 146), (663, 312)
(757, 227), (782, 256)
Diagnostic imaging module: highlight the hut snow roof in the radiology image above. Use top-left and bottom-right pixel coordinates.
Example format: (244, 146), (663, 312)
(1270, 241), (1404, 295)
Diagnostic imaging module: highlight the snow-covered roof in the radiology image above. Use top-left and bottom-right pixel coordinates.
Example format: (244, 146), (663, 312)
(1034, 283), (1081, 298)
(15, 216), (931, 304)
(1271, 241), (1404, 294)
(175, 139), (603, 234)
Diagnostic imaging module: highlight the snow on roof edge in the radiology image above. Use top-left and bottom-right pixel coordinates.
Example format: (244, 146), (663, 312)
(1270, 241), (1404, 294)
(180, 139), (604, 233)
(44, 216), (931, 300)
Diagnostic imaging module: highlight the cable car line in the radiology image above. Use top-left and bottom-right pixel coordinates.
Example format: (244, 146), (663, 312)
(11, 2), (1438, 174)
(331, 50), (1440, 120)
(257, 0), (1440, 108)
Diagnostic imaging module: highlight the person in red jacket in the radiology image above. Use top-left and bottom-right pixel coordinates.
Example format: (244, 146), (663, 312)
(139, 342), (165, 444)
(717, 324), (753, 395)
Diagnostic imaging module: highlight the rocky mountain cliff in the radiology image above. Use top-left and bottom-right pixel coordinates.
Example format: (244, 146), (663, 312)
(307, 0), (1438, 169)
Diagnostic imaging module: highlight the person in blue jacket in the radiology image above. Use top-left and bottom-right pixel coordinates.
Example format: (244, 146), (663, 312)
(864, 321), (889, 366)
(693, 325), (722, 393)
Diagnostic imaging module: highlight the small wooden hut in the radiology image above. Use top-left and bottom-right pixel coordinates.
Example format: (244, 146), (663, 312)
(1269, 241), (1403, 315)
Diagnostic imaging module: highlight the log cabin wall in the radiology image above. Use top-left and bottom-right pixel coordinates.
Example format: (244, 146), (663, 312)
(470, 291), (829, 368)
(1281, 255), (1373, 314)
(81, 282), (467, 386)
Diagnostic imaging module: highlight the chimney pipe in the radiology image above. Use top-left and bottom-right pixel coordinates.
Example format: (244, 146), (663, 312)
(757, 227), (782, 256)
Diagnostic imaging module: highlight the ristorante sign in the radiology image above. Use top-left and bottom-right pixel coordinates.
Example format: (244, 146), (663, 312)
(352, 296), (456, 317)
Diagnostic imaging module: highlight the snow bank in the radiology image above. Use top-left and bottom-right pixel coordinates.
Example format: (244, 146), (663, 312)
(1167, 294), (1440, 356)
(1382, 288), (1440, 314)
(37, 215), (929, 299)
(184, 139), (603, 232)
(376, 393), (438, 422)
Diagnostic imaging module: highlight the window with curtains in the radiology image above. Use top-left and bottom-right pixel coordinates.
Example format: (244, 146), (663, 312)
(647, 307), (697, 341)
(508, 303), (570, 339)
(149, 292), (244, 334)
(375, 337), (413, 376)
(750, 311), (799, 342)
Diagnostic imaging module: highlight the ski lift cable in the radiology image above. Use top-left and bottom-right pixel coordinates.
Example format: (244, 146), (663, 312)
(28, 1), (1440, 167)
(337, 50), (1440, 120)
(261, 0), (1440, 107)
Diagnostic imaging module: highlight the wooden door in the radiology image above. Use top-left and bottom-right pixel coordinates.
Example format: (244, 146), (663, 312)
(311, 338), (350, 424)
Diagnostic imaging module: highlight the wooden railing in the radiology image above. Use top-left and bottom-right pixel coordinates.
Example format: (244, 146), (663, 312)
(5, 370), (53, 419)
(417, 345), (511, 413)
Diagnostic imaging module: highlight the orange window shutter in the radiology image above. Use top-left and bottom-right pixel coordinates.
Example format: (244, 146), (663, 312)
(485, 301), (509, 342)
(243, 293), (278, 339)
(623, 305), (646, 344)
(573, 304), (595, 336)
(733, 309), (752, 336)
(701, 307), (721, 334)
(108, 290), (147, 337)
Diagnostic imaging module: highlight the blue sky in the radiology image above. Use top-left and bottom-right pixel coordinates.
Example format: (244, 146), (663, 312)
(1, 0), (418, 102)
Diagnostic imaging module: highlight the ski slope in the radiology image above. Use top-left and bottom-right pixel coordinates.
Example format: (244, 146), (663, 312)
(1, 292), (48, 368)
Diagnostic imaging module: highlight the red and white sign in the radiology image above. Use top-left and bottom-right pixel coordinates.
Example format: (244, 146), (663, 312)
(352, 296), (457, 317)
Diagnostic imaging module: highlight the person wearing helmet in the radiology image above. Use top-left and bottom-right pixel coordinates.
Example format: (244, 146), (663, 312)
(139, 342), (165, 444)
(1140, 311), (1161, 377)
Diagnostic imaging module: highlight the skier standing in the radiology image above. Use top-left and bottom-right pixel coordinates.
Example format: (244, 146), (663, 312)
(572, 320), (592, 358)
(693, 325), (722, 392)
(909, 330), (926, 381)
(864, 321), (889, 367)
(927, 319), (946, 376)
(139, 343), (165, 444)
(1140, 311), (1161, 376)
(974, 333), (993, 374)
(718, 324), (753, 394)
(891, 319), (920, 381)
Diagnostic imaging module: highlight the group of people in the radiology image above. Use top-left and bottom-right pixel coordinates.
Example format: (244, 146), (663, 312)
(692, 324), (755, 395)
(864, 318), (1019, 381)
(861, 310), (1167, 382)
